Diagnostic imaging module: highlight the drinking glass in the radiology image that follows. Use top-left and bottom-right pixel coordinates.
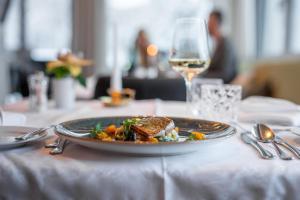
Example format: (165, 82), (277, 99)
(191, 78), (223, 116)
(201, 84), (242, 122)
(169, 18), (210, 110)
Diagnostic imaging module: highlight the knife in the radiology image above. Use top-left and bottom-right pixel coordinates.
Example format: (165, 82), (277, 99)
(241, 132), (274, 159)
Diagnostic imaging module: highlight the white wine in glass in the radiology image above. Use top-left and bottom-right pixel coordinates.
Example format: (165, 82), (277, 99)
(169, 18), (210, 110)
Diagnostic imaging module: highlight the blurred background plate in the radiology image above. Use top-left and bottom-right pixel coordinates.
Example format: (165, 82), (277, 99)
(0, 126), (47, 149)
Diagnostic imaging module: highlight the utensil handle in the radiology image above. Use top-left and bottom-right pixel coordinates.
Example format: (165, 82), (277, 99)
(251, 141), (274, 159)
(15, 125), (54, 141)
(272, 141), (293, 160)
(50, 138), (68, 155)
(275, 139), (300, 159)
(45, 137), (60, 148)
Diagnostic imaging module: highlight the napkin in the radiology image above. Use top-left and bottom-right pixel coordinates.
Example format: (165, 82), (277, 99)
(238, 96), (300, 126)
(0, 111), (26, 126)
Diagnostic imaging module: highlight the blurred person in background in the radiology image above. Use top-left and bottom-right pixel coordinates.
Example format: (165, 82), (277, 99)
(129, 29), (158, 78)
(204, 10), (237, 83)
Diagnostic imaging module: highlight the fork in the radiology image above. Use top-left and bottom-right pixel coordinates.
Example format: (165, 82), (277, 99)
(15, 125), (55, 141)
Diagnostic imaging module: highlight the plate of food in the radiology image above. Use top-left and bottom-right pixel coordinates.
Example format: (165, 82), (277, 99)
(55, 116), (236, 156)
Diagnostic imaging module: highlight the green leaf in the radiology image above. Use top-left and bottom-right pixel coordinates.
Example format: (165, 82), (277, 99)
(95, 123), (102, 132)
(122, 118), (138, 132)
(47, 66), (70, 79)
(76, 74), (87, 87)
(187, 134), (196, 141)
(90, 122), (103, 138)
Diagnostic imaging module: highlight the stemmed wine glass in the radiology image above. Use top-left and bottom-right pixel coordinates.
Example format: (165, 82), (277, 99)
(169, 18), (210, 111)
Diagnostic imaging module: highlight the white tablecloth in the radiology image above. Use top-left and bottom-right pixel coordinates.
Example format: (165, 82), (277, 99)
(1, 100), (300, 200)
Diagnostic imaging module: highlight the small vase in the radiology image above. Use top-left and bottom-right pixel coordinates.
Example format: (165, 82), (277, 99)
(52, 77), (75, 109)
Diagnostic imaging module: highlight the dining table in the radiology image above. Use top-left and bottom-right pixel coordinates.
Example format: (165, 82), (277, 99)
(1, 99), (300, 200)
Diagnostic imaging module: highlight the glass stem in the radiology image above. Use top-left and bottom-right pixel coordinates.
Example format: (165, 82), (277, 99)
(184, 78), (193, 114)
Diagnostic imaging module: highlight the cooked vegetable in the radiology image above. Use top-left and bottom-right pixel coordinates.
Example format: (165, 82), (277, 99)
(148, 138), (158, 143)
(188, 132), (205, 141)
(96, 132), (109, 140)
(105, 124), (117, 135)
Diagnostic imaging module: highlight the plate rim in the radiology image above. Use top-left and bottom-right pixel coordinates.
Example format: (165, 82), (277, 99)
(0, 126), (48, 147)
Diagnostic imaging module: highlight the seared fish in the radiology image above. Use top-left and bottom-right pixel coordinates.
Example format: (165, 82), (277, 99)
(131, 117), (175, 138)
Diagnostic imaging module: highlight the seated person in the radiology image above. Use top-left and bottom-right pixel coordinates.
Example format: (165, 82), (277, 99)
(204, 10), (238, 83)
(129, 29), (158, 79)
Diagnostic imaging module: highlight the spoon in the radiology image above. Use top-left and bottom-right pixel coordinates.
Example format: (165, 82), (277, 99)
(241, 132), (274, 159)
(253, 124), (293, 160)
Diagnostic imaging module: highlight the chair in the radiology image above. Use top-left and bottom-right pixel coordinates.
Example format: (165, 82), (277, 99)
(243, 56), (300, 104)
(94, 76), (186, 101)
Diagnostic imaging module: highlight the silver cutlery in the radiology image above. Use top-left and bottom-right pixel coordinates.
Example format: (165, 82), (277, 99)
(49, 137), (68, 155)
(241, 132), (274, 159)
(15, 125), (55, 141)
(273, 127), (300, 136)
(16, 124), (91, 141)
(253, 124), (293, 160)
(274, 136), (300, 159)
(45, 137), (60, 148)
(55, 124), (90, 137)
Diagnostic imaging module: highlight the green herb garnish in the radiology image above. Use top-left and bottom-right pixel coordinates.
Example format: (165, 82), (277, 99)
(188, 134), (196, 141)
(90, 122), (103, 138)
(122, 118), (138, 132)
(122, 118), (139, 141)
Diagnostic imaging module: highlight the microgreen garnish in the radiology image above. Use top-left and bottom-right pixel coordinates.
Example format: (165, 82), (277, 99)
(90, 122), (103, 138)
(122, 118), (138, 132)
(122, 118), (139, 141)
(188, 134), (196, 141)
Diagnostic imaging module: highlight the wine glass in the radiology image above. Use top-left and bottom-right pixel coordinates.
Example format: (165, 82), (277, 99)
(169, 18), (210, 111)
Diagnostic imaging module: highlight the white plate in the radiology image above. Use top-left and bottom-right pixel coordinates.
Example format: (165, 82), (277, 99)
(0, 126), (47, 149)
(55, 116), (236, 156)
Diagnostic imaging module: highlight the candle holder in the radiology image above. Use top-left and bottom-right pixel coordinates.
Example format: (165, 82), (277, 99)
(101, 88), (136, 107)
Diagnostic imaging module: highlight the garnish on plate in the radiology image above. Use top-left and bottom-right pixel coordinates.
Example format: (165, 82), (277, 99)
(90, 122), (103, 138)
(188, 131), (206, 141)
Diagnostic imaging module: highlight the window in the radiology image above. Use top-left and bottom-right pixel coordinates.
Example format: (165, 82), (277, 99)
(3, 0), (20, 50)
(3, 0), (72, 60)
(290, 0), (300, 53)
(26, 0), (72, 50)
(107, 0), (213, 69)
(262, 0), (286, 57)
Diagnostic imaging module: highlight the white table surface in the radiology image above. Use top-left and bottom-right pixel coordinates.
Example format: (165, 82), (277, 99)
(1, 100), (300, 200)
